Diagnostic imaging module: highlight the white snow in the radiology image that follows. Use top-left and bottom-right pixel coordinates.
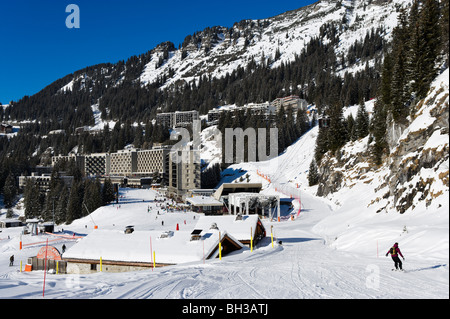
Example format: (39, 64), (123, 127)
(1, 124), (448, 299)
(62, 228), (236, 265)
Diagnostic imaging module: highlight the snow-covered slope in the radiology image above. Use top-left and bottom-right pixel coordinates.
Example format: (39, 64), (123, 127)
(0, 186), (447, 299)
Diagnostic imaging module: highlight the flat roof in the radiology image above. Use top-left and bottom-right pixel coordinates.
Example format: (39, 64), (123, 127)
(213, 183), (262, 200)
(185, 196), (223, 207)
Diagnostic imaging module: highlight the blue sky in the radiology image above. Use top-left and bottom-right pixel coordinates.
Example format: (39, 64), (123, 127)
(0, 0), (315, 104)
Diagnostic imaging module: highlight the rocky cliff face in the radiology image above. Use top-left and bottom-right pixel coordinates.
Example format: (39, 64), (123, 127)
(385, 71), (449, 213)
(316, 69), (449, 214)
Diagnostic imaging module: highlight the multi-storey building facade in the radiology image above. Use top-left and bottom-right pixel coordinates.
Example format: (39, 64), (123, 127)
(136, 146), (171, 179)
(168, 149), (201, 198)
(174, 110), (199, 127)
(109, 149), (138, 176)
(206, 103), (276, 125)
(156, 110), (199, 128)
(271, 95), (307, 112)
(155, 112), (174, 128)
(50, 145), (200, 194)
(84, 153), (110, 177)
(18, 173), (73, 191)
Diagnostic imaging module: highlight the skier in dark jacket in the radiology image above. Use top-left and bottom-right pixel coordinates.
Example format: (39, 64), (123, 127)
(386, 242), (405, 271)
(9, 255), (14, 266)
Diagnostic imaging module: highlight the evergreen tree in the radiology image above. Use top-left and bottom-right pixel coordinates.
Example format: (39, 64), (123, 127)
(102, 123), (111, 152)
(326, 102), (348, 153)
(406, 0), (422, 99)
(3, 172), (17, 208)
(308, 159), (319, 186)
(379, 52), (393, 108)
(66, 180), (84, 224)
(390, 9), (410, 124)
(55, 185), (69, 224)
(285, 107), (297, 146)
(102, 178), (115, 204)
(370, 99), (388, 165)
(24, 179), (41, 219)
(314, 125), (329, 164)
(346, 114), (356, 142)
(355, 101), (370, 139)
(295, 107), (310, 137)
(82, 179), (103, 215)
(276, 106), (287, 153)
(144, 121), (154, 148)
(134, 123), (144, 148)
(416, 0), (441, 99)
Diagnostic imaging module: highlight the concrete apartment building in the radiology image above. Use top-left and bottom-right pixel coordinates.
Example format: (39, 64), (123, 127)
(84, 153), (110, 177)
(18, 173), (74, 191)
(206, 103), (276, 125)
(109, 149), (138, 176)
(156, 110), (199, 128)
(50, 145), (201, 194)
(136, 146), (171, 179)
(271, 95), (307, 112)
(168, 149), (201, 199)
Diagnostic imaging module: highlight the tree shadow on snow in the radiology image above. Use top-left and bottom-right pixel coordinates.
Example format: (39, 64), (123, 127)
(406, 264), (447, 273)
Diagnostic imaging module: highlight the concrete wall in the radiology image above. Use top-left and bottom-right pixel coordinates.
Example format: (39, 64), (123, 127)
(66, 261), (155, 274)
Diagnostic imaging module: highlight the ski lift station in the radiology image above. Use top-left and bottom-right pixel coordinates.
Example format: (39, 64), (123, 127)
(228, 193), (280, 221)
(213, 183), (281, 220)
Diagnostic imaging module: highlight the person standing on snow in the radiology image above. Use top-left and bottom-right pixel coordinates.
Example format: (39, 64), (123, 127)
(386, 242), (405, 271)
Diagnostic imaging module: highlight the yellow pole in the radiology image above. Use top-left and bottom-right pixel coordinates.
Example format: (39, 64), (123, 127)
(100, 257), (102, 272)
(20, 260), (22, 272)
(250, 227), (253, 252)
(219, 232), (222, 260)
(271, 226), (274, 248)
(56, 261), (59, 274)
(153, 251), (156, 268)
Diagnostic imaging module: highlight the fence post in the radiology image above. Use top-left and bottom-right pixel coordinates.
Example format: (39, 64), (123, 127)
(250, 227), (253, 252)
(42, 238), (48, 297)
(271, 226), (274, 248)
(218, 232), (222, 260)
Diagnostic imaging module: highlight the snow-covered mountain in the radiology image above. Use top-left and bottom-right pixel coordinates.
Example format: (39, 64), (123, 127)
(139, 0), (409, 90)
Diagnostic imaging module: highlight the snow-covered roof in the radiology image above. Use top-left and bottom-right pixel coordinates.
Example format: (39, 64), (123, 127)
(63, 215), (263, 265)
(63, 228), (242, 265)
(194, 215), (263, 242)
(185, 196), (223, 206)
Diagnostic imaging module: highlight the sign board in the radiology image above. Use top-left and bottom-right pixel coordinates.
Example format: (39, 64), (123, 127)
(36, 245), (62, 261)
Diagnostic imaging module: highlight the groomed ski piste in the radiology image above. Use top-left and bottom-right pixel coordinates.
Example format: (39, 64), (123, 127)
(0, 126), (448, 299)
